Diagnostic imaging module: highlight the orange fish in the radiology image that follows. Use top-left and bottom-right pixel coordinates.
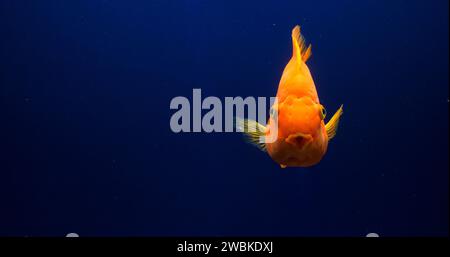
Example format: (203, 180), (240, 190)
(237, 25), (343, 168)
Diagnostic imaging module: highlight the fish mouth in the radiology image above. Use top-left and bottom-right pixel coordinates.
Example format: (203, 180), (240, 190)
(285, 132), (313, 150)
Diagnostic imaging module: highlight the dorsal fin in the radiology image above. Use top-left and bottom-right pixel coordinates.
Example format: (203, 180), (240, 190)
(291, 25), (312, 64)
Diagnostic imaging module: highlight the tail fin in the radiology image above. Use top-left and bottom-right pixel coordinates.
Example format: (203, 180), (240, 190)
(325, 105), (344, 140)
(235, 117), (267, 151)
(292, 25), (312, 63)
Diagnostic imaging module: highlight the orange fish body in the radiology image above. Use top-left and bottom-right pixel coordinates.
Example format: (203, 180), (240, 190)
(237, 25), (343, 168)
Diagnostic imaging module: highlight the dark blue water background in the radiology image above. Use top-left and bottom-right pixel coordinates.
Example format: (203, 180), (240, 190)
(1, 0), (448, 236)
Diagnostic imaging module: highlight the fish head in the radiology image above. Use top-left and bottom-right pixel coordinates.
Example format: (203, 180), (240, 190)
(265, 95), (328, 167)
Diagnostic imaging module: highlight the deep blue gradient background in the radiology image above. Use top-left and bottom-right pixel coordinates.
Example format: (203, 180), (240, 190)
(0, 0), (448, 236)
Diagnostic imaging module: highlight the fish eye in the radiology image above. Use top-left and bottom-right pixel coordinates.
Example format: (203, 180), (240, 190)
(270, 106), (275, 117)
(320, 106), (327, 120)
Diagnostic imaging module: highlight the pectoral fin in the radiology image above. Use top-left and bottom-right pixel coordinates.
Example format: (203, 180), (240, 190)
(325, 105), (344, 139)
(235, 117), (267, 151)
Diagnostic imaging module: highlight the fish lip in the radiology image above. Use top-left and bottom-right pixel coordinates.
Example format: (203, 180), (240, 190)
(285, 132), (313, 150)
